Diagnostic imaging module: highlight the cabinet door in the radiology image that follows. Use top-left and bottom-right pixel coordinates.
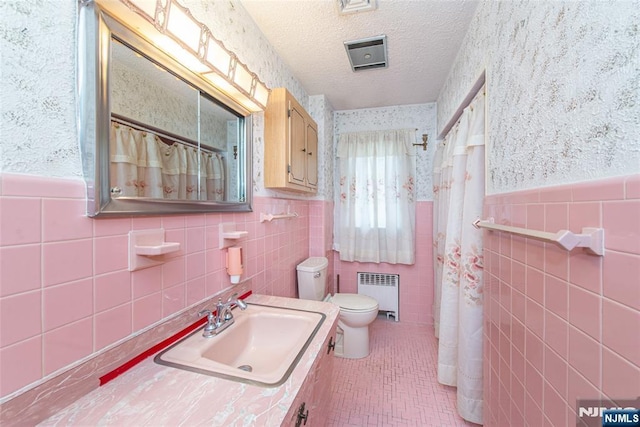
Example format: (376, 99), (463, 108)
(288, 104), (306, 186)
(305, 122), (318, 189)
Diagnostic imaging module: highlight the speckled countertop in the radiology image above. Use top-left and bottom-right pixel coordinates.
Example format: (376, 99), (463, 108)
(38, 295), (340, 427)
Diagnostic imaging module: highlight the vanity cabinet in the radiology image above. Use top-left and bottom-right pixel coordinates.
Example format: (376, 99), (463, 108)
(285, 319), (337, 426)
(265, 88), (318, 193)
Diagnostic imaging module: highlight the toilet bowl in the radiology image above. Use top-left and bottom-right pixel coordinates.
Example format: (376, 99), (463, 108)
(296, 257), (379, 359)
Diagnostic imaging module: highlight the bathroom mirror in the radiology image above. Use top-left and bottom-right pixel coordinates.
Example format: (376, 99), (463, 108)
(78, 1), (252, 216)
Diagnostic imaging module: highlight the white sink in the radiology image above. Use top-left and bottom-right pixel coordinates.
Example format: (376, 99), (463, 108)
(154, 303), (325, 386)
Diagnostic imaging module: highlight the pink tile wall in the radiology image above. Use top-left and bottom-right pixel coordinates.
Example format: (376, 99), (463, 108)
(483, 174), (640, 427)
(332, 201), (434, 324)
(0, 173), (310, 399)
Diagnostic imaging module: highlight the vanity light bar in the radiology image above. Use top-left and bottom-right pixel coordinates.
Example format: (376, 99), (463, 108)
(98, 0), (270, 111)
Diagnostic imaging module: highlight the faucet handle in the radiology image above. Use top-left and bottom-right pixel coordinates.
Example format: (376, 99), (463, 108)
(198, 309), (214, 321)
(226, 292), (239, 303)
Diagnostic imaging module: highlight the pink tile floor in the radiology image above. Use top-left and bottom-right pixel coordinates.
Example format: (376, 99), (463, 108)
(327, 316), (479, 426)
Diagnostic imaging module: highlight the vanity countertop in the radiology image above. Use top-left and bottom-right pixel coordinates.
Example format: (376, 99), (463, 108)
(38, 295), (340, 426)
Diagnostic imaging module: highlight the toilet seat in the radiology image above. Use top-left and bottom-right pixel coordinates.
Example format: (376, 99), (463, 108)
(331, 293), (378, 313)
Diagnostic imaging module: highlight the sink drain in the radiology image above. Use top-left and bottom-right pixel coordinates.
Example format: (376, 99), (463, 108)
(238, 365), (253, 372)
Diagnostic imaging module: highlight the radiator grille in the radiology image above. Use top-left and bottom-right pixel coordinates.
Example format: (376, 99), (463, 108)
(357, 272), (399, 321)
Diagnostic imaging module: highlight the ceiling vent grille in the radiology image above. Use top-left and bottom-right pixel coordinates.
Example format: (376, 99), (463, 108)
(338, 0), (377, 15)
(344, 35), (388, 72)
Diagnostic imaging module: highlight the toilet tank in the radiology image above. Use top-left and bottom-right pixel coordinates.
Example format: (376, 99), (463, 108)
(296, 257), (328, 301)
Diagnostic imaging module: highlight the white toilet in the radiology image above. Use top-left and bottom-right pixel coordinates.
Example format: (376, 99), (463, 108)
(297, 257), (379, 359)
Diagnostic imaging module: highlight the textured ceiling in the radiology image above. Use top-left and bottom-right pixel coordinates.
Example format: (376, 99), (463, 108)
(240, 0), (479, 111)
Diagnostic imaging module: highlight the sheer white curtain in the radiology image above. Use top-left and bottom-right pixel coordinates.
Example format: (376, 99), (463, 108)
(433, 90), (485, 424)
(336, 129), (416, 265)
(110, 122), (163, 198)
(111, 121), (225, 200)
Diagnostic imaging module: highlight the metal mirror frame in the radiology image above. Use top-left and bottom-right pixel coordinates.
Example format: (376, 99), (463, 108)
(78, 0), (253, 217)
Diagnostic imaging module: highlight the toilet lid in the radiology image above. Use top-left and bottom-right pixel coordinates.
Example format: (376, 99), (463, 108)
(332, 293), (378, 311)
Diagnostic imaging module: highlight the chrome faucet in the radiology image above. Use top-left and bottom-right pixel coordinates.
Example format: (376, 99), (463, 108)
(198, 293), (247, 338)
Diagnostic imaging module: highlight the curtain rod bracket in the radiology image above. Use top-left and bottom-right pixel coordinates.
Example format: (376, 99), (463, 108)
(413, 134), (428, 151)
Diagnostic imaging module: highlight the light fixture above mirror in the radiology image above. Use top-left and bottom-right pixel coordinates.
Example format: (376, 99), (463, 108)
(97, 0), (270, 112)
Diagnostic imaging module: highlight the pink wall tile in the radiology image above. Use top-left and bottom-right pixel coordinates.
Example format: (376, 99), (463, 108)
(568, 366), (601, 410)
(626, 175), (640, 199)
(162, 284), (186, 317)
(42, 199), (93, 242)
(545, 275), (568, 320)
(186, 277), (206, 306)
(603, 251), (640, 310)
(162, 258), (185, 288)
(545, 311), (568, 358)
(603, 200), (640, 254)
(43, 319), (93, 375)
(43, 279), (93, 332)
(186, 227), (205, 253)
(568, 202), (601, 230)
(0, 197), (41, 245)
(0, 291), (42, 347)
(0, 337), (42, 396)
(568, 326), (601, 388)
(602, 347), (640, 399)
(132, 265), (162, 299)
(132, 217), (162, 230)
(185, 252), (206, 281)
(94, 235), (128, 275)
(545, 203), (568, 232)
(569, 252), (602, 294)
(602, 298), (640, 365)
(568, 285), (601, 340)
(483, 174), (640, 425)
(543, 381), (567, 427)
(525, 267), (544, 304)
(572, 177), (625, 202)
(94, 304), (132, 351)
(42, 240), (93, 287)
(132, 293), (163, 331)
(0, 245), (41, 297)
(0, 174), (84, 199)
(93, 217), (131, 237)
(95, 271), (131, 313)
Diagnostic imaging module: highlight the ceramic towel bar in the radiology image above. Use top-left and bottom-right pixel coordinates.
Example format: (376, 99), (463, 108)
(472, 217), (605, 256)
(260, 212), (299, 222)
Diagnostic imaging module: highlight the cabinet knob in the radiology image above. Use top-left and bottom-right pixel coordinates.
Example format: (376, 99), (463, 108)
(295, 402), (309, 427)
(301, 148), (306, 152)
(327, 336), (336, 354)
(307, 151), (312, 156)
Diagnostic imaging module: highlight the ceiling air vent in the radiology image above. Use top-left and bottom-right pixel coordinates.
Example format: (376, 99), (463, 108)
(344, 35), (388, 72)
(338, 0), (377, 15)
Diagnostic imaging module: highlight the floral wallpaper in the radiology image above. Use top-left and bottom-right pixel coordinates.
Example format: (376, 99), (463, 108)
(1, 1), (78, 177)
(308, 94), (335, 202)
(437, 0), (640, 194)
(334, 103), (437, 201)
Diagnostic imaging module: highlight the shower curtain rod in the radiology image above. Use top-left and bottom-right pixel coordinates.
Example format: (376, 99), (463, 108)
(111, 113), (223, 155)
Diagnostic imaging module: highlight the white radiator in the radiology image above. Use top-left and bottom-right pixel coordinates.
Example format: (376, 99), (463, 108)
(357, 272), (399, 321)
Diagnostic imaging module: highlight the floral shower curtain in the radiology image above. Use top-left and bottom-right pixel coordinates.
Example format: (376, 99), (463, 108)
(432, 90), (485, 424)
(336, 129), (416, 265)
(110, 122), (224, 200)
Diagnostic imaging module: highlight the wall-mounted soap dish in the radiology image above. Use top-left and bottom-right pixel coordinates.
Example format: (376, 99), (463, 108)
(129, 229), (180, 271)
(219, 222), (248, 249)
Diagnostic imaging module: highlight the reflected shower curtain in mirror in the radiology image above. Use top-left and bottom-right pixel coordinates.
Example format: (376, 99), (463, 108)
(336, 129), (416, 264)
(110, 122), (224, 200)
(432, 90), (485, 424)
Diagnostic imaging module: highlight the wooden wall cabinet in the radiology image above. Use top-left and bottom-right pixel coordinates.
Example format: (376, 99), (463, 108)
(264, 88), (318, 193)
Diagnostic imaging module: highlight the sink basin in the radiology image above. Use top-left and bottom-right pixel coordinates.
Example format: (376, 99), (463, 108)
(154, 303), (325, 387)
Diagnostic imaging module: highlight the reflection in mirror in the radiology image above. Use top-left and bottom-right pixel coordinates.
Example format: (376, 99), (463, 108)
(78, 2), (252, 216)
